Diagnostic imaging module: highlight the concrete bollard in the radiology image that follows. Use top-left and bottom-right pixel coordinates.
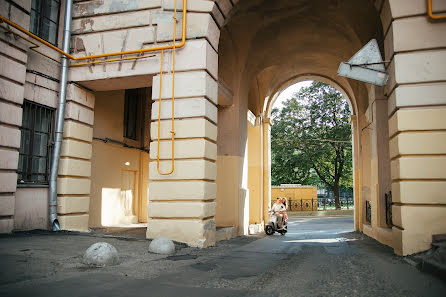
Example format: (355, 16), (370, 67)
(149, 237), (175, 255)
(82, 242), (119, 267)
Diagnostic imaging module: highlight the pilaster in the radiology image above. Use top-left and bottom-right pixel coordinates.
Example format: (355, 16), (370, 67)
(262, 117), (271, 224)
(247, 118), (263, 226)
(57, 84), (95, 231)
(147, 61), (218, 247)
(0, 1), (30, 232)
(383, 0), (446, 255)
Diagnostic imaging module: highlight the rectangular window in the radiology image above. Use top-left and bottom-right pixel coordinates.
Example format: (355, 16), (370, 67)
(123, 89), (140, 140)
(30, 0), (61, 45)
(124, 88), (151, 141)
(17, 100), (55, 185)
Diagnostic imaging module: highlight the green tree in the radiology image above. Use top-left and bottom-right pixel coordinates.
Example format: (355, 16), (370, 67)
(271, 81), (352, 209)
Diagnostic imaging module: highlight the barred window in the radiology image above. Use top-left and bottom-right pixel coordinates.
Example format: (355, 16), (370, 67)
(17, 100), (55, 185)
(30, 0), (61, 45)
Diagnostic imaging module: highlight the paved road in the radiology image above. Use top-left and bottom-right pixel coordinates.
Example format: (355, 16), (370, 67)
(1, 216), (445, 297)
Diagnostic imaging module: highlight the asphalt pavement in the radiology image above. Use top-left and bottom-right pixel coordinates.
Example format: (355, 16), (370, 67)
(0, 216), (444, 297)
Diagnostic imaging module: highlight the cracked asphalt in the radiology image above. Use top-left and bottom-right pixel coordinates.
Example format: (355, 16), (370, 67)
(0, 216), (444, 297)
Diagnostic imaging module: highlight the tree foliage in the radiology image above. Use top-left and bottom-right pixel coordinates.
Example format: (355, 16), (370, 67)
(271, 81), (353, 209)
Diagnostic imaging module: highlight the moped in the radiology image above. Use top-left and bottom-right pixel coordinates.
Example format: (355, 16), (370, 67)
(265, 211), (287, 235)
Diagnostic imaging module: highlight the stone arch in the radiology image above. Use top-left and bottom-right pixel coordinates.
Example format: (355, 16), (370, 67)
(264, 73), (358, 118)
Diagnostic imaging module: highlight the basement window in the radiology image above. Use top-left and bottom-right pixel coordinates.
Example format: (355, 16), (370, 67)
(30, 0), (61, 45)
(17, 100), (55, 185)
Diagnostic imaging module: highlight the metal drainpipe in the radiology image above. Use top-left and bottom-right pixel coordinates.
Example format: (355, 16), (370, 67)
(49, 0), (73, 231)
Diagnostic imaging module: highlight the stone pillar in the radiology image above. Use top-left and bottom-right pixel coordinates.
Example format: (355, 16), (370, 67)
(362, 86), (392, 246)
(371, 97), (391, 230)
(360, 112), (372, 228)
(382, 0), (446, 255)
(0, 1), (30, 232)
(350, 115), (361, 231)
(247, 120), (263, 226)
(57, 84), (95, 231)
(147, 70), (218, 247)
(215, 86), (248, 236)
(262, 118), (272, 224)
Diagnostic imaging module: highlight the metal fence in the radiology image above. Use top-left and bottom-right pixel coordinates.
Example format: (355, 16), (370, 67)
(17, 100), (55, 184)
(281, 197), (354, 211)
(316, 197), (354, 210)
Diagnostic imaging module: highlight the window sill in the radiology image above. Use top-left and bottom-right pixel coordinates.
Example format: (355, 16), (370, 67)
(17, 183), (49, 188)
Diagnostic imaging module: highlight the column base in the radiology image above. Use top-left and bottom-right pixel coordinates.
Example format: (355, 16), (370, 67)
(58, 214), (89, 232)
(216, 226), (237, 241)
(0, 218), (13, 233)
(146, 218), (216, 248)
(248, 222), (264, 235)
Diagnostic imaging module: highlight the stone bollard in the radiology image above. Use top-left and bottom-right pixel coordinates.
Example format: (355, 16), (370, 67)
(82, 242), (119, 267)
(149, 237), (175, 255)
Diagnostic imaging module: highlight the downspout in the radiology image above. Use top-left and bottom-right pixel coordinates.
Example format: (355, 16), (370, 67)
(49, 0), (73, 231)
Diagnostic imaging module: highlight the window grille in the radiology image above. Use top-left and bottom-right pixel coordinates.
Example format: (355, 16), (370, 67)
(17, 100), (55, 185)
(365, 200), (372, 224)
(30, 0), (61, 45)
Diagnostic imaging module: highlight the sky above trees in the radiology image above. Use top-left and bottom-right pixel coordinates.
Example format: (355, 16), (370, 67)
(274, 81), (313, 111)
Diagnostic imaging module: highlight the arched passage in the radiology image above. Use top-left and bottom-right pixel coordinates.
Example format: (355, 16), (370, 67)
(263, 78), (357, 224)
(216, 0), (393, 249)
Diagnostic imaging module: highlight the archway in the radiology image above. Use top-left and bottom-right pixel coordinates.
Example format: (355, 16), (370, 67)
(267, 79), (355, 220)
(265, 74), (357, 118)
(264, 75), (359, 225)
(216, 0), (392, 249)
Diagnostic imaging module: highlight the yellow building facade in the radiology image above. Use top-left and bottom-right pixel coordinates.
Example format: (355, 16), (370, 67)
(0, 0), (446, 256)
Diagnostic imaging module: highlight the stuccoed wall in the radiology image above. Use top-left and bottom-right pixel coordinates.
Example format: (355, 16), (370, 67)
(271, 186), (318, 211)
(69, 0), (219, 86)
(247, 122), (263, 225)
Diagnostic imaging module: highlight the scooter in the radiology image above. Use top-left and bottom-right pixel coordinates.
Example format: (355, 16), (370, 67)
(265, 211), (287, 235)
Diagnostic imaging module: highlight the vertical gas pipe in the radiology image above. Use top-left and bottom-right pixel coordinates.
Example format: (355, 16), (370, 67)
(49, 0), (73, 231)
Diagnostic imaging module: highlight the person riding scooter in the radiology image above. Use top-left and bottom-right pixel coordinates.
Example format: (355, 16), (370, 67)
(281, 197), (288, 227)
(265, 197), (288, 235)
(271, 197), (286, 229)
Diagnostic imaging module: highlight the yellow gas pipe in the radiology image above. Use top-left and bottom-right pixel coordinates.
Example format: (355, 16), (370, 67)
(0, 0), (187, 65)
(0, 23), (61, 63)
(427, 0), (446, 20)
(156, 0), (177, 175)
(0, 0), (187, 175)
